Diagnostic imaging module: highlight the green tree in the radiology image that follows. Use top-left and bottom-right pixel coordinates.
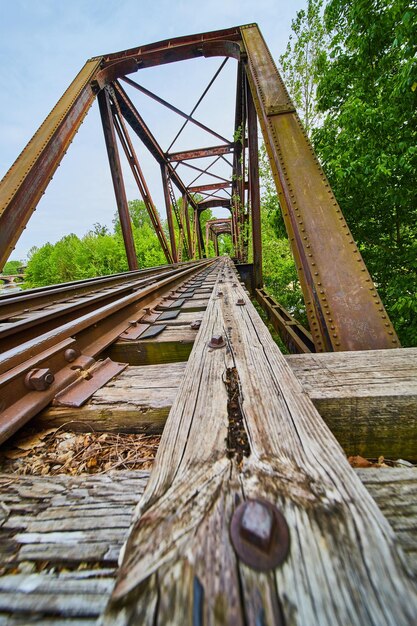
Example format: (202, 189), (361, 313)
(258, 144), (307, 325)
(26, 243), (59, 287)
(313, 0), (417, 345)
(1, 259), (23, 275)
(279, 0), (328, 134)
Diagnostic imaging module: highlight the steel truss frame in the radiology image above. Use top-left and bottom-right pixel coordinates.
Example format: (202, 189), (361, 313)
(0, 24), (400, 352)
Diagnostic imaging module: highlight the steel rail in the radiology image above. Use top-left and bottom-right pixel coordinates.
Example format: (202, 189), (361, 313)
(0, 265), (200, 352)
(0, 261), (200, 320)
(0, 262), (196, 322)
(0, 258), (216, 444)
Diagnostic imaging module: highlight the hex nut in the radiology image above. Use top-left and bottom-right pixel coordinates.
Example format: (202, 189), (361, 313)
(24, 368), (55, 391)
(236, 298), (246, 306)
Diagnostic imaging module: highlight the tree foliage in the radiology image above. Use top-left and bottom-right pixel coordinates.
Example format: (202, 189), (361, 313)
(25, 200), (166, 287)
(313, 0), (417, 345)
(279, 0), (328, 134)
(1, 259), (23, 275)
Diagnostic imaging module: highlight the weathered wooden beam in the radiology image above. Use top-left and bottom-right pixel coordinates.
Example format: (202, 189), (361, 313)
(36, 363), (185, 433)
(287, 348), (417, 460)
(1, 468), (415, 623)
(106, 326), (197, 366)
(102, 259), (416, 625)
(38, 349), (417, 459)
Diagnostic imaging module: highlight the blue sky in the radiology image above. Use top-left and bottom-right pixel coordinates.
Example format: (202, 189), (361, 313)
(0, 0), (307, 261)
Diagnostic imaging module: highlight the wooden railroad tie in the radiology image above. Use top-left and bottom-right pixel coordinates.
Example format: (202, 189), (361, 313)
(100, 258), (416, 625)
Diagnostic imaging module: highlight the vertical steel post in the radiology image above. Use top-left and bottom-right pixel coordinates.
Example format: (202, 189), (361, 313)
(197, 211), (206, 258)
(246, 79), (262, 288)
(109, 90), (173, 264)
(194, 209), (201, 259)
(182, 193), (193, 258)
(242, 24), (399, 351)
(98, 88), (138, 271)
(214, 233), (219, 257)
(161, 164), (178, 263)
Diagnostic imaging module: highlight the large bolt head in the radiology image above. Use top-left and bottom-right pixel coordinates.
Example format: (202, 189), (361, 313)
(230, 499), (290, 571)
(240, 500), (274, 551)
(208, 334), (226, 349)
(64, 348), (80, 363)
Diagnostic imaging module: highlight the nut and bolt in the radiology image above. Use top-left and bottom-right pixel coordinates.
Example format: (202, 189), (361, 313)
(191, 320), (202, 330)
(208, 334), (226, 349)
(236, 298), (246, 306)
(24, 368), (55, 391)
(230, 499), (290, 571)
(64, 348), (80, 363)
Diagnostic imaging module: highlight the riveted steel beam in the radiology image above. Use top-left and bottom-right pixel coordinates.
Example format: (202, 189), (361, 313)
(98, 89), (138, 271)
(167, 145), (234, 162)
(0, 59), (102, 270)
(241, 24), (399, 351)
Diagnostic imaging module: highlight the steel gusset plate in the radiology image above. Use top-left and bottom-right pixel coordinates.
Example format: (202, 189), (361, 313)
(156, 298), (185, 310)
(119, 323), (150, 341)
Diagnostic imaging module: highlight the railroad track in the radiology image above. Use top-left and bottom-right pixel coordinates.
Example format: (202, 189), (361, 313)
(0, 258), (217, 444)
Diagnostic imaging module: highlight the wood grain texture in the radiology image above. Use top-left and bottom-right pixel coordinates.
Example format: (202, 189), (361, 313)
(287, 349), (417, 459)
(0, 467), (416, 624)
(0, 472), (148, 571)
(37, 348), (417, 458)
(102, 259), (417, 625)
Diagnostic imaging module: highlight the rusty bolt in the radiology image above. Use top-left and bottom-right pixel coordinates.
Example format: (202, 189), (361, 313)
(24, 368), (55, 391)
(191, 320), (201, 330)
(208, 334), (225, 349)
(128, 320), (138, 327)
(236, 298), (246, 306)
(240, 500), (274, 550)
(230, 499), (290, 571)
(64, 348), (80, 363)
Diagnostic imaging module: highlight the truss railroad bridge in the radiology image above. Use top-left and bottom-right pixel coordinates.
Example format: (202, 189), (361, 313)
(0, 24), (415, 625)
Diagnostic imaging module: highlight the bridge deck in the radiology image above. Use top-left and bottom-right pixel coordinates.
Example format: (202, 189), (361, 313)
(0, 469), (415, 625)
(0, 258), (416, 623)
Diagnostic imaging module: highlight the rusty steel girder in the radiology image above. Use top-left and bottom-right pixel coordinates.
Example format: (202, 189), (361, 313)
(0, 24), (400, 351)
(240, 25), (399, 351)
(0, 59), (101, 270)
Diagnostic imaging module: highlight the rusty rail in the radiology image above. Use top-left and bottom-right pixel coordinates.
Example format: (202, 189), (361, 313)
(0, 259), (214, 445)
